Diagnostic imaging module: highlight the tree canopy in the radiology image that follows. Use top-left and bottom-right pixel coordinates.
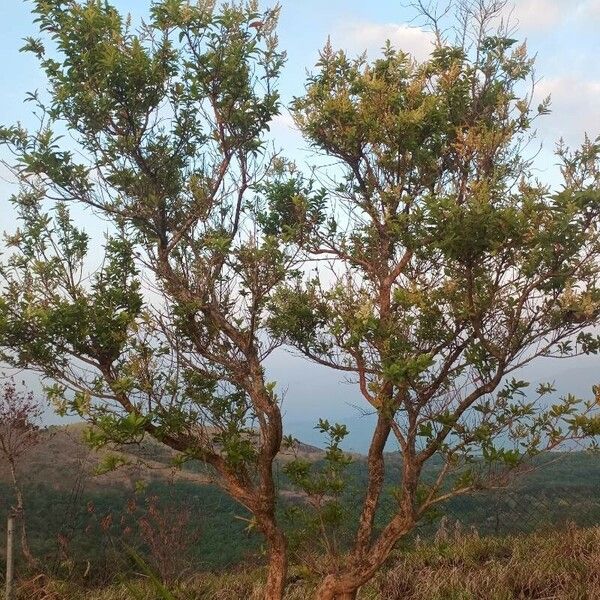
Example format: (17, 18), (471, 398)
(0, 1), (599, 599)
(0, 0), (291, 596)
(268, 3), (600, 597)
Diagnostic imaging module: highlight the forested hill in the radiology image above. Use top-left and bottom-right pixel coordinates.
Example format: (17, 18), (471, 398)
(1, 424), (599, 571)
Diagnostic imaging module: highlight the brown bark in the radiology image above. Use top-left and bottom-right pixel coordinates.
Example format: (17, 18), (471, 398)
(316, 581), (357, 600)
(315, 576), (358, 600)
(354, 415), (391, 556)
(314, 514), (413, 600)
(263, 525), (288, 600)
(104, 362), (288, 598)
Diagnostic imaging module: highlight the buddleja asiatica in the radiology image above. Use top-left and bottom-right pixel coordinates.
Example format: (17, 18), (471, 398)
(0, 2), (292, 598)
(266, 3), (600, 598)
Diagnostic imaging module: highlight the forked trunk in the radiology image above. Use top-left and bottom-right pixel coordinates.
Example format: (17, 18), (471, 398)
(314, 576), (358, 600)
(314, 514), (413, 600)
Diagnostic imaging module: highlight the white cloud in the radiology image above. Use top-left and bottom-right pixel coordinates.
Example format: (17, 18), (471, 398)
(507, 0), (564, 31)
(535, 76), (600, 146)
(271, 111), (297, 132)
(270, 111), (302, 144)
(577, 0), (600, 18)
(331, 21), (435, 61)
(269, 110), (306, 159)
(504, 0), (600, 32)
(328, 0), (600, 61)
(323, 12), (599, 152)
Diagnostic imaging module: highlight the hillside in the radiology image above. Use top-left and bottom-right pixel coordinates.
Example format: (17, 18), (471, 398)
(0, 423), (325, 492)
(1, 424), (599, 575)
(12, 526), (600, 600)
(0, 424), (327, 571)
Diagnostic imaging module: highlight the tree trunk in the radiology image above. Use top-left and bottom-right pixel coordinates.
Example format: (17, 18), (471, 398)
(314, 514), (413, 600)
(314, 575), (358, 600)
(262, 522), (288, 600)
(19, 515), (35, 567)
(5, 513), (15, 600)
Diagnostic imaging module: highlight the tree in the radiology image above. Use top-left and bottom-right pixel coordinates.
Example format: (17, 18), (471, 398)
(0, 1), (290, 597)
(0, 380), (43, 567)
(269, 1), (600, 597)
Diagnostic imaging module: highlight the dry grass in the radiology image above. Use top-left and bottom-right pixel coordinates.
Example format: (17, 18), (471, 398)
(377, 524), (600, 600)
(9, 525), (600, 599)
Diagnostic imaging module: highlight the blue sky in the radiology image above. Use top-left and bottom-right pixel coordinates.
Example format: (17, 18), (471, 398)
(2, 1), (599, 158)
(0, 1), (599, 450)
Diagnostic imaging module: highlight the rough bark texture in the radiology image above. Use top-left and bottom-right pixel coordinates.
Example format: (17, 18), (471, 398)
(314, 514), (414, 599)
(264, 527), (288, 600)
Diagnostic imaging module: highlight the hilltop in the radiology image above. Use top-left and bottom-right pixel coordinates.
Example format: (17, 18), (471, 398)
(0, 422), (325, 494)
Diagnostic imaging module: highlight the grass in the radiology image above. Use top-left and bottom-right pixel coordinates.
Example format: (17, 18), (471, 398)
(377, 524), (600, 599)
(8, 525), (600, 599)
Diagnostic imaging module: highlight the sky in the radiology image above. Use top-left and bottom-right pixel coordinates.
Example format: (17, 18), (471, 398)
(0, 1), (599, 450)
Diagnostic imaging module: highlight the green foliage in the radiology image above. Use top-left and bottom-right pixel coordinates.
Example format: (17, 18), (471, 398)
(0, 0), (291, 495)
(271, 4), (600, 589)
(281, 7), (600, 499)
(0, 2), (293, 589)
(124, 545), (178, 600)
(283, 421), (353, 558)
(93, 453), (131, 476)
(284, 420), (352, 496)
(2, 1), (600, 594)
(257, 169), (327, 243)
